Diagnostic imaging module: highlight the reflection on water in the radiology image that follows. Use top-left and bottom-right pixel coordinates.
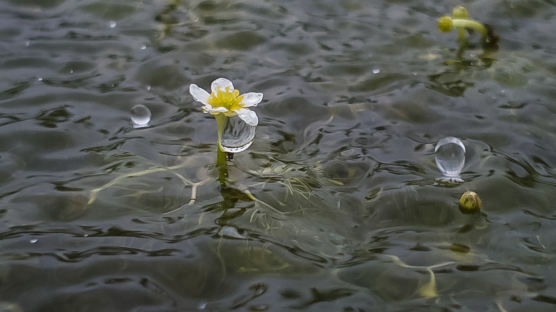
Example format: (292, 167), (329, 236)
(1, 0), (556, 311)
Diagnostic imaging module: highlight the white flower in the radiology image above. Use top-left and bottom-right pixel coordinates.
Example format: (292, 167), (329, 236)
(189, 78), (263, 126)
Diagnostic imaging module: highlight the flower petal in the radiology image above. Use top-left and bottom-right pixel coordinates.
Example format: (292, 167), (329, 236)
(241, 92), (263, 107)
(189, 84), (210, 104)
(211, 78), (234, 93)
(205, 106), (228, 114)
(237, 108), (258, 126)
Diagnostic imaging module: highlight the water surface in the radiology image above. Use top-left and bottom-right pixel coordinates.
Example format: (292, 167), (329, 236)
(2, 0), (556, 311)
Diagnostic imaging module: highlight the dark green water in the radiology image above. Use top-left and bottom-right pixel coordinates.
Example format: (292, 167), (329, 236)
(2, 0), (556, 311)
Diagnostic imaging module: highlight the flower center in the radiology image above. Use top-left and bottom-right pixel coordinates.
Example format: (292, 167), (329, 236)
(207, 87), (244, 112)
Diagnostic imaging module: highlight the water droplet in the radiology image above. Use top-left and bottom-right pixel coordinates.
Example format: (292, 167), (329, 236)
(130, 104), (151, 128)
(220, 115), (256, 153)
(30, 239), (38, 244)
(109, 21), (117, 28)
(372, 68), (381, 74)
(435, 137), (465, 182)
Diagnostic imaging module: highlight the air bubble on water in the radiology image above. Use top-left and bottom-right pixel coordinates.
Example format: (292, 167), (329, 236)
(372, 68), (381, 74)
(140, 45), (147, 50)
(37, 77), (43, 82)
(109, 21), (117, 28)
(30, 239), (38, 244)
(435, 136), (465, 183)
(130, 104), (151, 128)
(220, 115), (256, 153)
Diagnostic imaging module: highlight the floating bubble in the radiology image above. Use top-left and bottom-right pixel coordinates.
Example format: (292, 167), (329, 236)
(140, 45), (147, 50)
(29, 239), (38, 244)
(130, 104), (151, 128)
(372, 68), (381, 74)
(109, 21), (117, 28)
(220, 115), (256, 153)
(435, 136), (465, 182)
(37, 77), (43, 82)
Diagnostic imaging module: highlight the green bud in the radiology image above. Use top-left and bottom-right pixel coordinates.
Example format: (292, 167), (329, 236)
(438, 16), (454, 33)
(452, 6), (469, 19)
(459, 191), (482, 213)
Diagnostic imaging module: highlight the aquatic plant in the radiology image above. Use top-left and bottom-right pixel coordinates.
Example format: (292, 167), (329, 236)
(190, 78), (262, 148)
(190, 78), (263, 184)
(87, 79), (264, 208)
(437, 6), (496, 47)
(386, 255), (454, 299)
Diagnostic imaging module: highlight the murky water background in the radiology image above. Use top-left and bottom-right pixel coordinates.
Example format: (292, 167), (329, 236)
(2, 0), (556, 311)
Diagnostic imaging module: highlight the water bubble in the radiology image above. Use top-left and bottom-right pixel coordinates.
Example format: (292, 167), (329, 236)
(109, 21), (117, 28)
(140, 45), (147, 50)
(372, 68), (381, 74)
(30, 239), (38, 244)
(37, 77), (43, 82)
(220, 115), (256, 153)
(435, 136), (465, 182)
(130, 104), (151, 128)
(146, 85), (151, 91)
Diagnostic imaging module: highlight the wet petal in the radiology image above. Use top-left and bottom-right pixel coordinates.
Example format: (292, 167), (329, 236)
(211, 78), (234, 93)
(241, 92), (263, 107)
(237, 108), (258, 126)
(189, 84), (210, 104)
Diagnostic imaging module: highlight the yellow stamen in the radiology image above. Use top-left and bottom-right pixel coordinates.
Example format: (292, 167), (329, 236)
(207, 86), (244, 115)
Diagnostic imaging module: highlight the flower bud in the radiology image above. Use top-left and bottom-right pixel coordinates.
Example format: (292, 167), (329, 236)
(438, 16), (454, 33)
(459, 191), (482, 213)
(452, 6), (469, 19)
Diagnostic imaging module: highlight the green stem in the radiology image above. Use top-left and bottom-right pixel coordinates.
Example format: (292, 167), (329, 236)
(456, 28), (466, 42)
(215, 114), (228, 185)
(452, 19), (487, 38)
